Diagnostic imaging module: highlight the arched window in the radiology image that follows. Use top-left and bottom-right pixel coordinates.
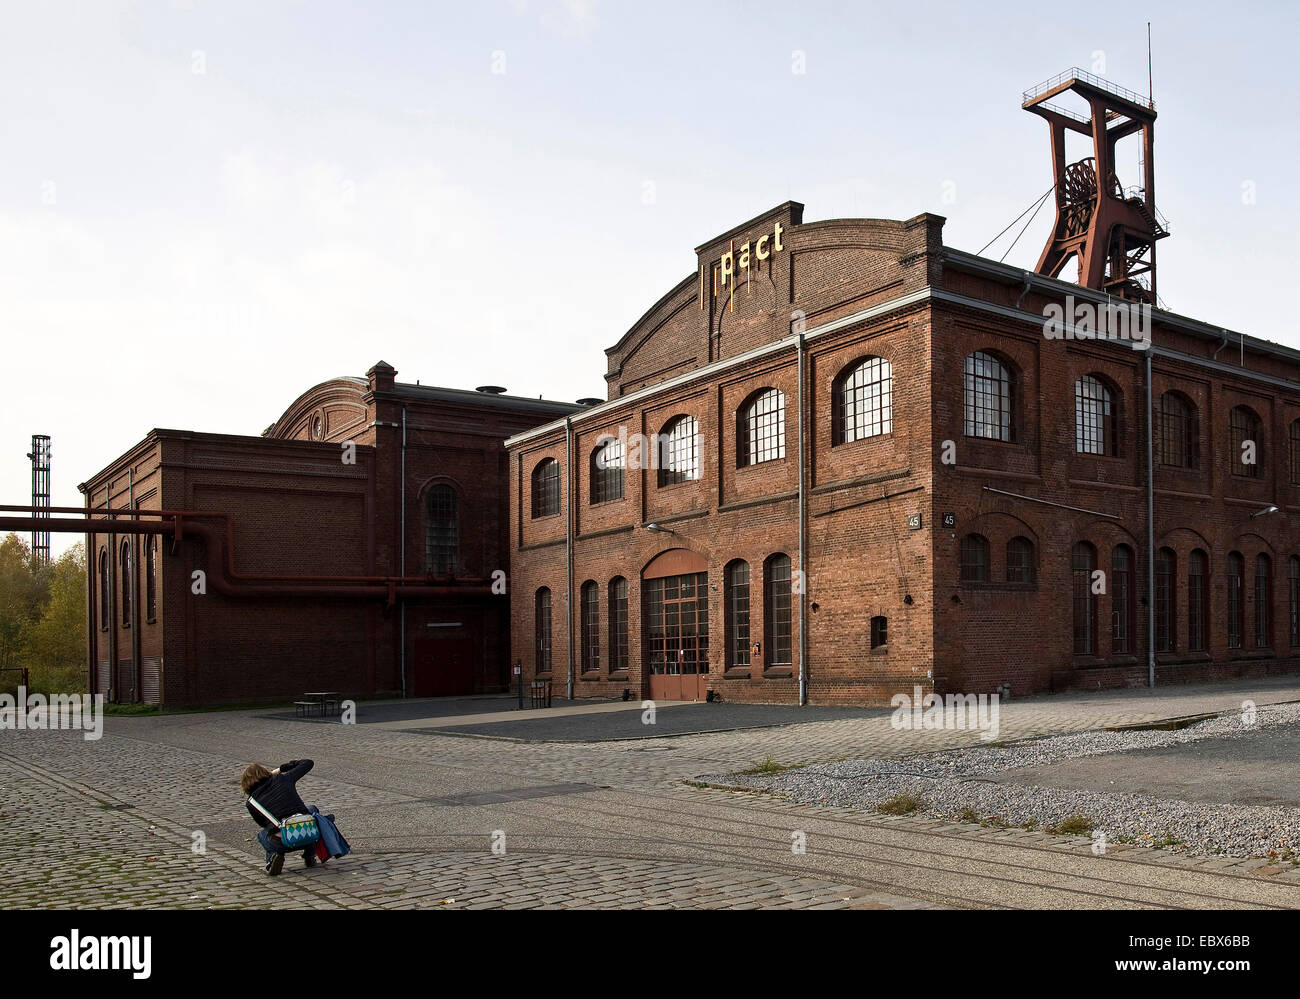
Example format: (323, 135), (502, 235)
(738, 389), (786, 466)
(835, 357), (892, 445)
(120, 540), (132, 629)
(870, 616), (888, 649)
(1006, 537), (1034, 583)
(1112, 545), (1134, 655)
(1291, 556), (1300, 648)
(763, 554), (793, 668)
(1188, 549), (1208, 652)
(98, 548), (109, 631)
(1155, 547), (1176, 652)
(1155, 392), (1198, 468)
(1255, 554), (1272, 648)
(964, 351), (1014, 442)
(1229, 406), (1263, 479)
(1072, 542), (1097, 655)
(608, 577), (628, 672)
(591, 436), (625, 503)
(1075, 375), (1116, 456)
(725, 560), (751, 668)
(1227, 552), (1244, 649)
(658, 416), (699, 486)
(531, 458), (560, 518)
(1290, 421), (1300, 485)
(534, 588), (552, 672)
(580, 581), (600, 673)
(959, 534), (989, 582)
(145, 535), (158, 623)
(425, 485), (458, 575)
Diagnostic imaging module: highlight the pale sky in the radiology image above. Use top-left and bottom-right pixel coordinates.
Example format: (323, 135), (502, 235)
(3, 0), (1297, 554)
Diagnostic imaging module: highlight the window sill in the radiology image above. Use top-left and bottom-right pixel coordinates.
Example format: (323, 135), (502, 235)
(869, 645), (889, 655)
(722, 668), (751, 679)
(763, 667), (794, 679)
(608, 670), (629, 680)
(579, 671), (601, 680)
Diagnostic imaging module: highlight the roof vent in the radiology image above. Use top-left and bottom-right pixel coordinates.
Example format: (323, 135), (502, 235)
(475, 385), (507, 395)
(576, 397), (603, 406)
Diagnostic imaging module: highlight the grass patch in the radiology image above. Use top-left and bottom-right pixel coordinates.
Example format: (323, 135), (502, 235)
(877, 792), (923, 816)
(1048, 814), (1095, 836)
(957, 807), (981, 824)
(740, 754), (801, 776)
(1151, 831), (1184, 849)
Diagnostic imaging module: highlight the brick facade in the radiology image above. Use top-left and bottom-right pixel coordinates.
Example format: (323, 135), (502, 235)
(82, 363), (578, 706)
(508, 202), (1300, 705)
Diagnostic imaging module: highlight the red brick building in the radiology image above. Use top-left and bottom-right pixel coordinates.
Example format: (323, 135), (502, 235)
(506, 200), (1300, 705)
(80, 362), (579, 705)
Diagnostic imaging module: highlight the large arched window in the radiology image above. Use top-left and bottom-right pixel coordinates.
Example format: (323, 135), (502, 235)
(1255, 554), (1272, 648)
(534, 588), (552, 673)
(964, 351), (1014, 442)
(1155, 392), (1198, 468)
(834, 357), (892, 445)
(531, 458), (561, 518)
(608, 577), (628, 672)
(591, 436), (625, 504)
(725, 560), (751, 668)
(959, 534), (989, 582)
(1006, 537), (1034, 583)
(1112, 545), (1134, 655)
(425, 485), (458, 575)
(1075, 375), (1117, 456)
(763, 554), (793, 669)
(580, 580), (600, 673)
(1188, 549), (1208, 652)
(657, 415), (699, 486)
(1227, 552), (1244, 649)
(120, 540), (132, 629)
(1229, 406), (1264, 479)
(738, 388), (786, 466)
(98, 548), (109, 631)
(1071, 542), (1097, 655)
(1155, 547), (1176, 652)
(145, 535), (158, 623)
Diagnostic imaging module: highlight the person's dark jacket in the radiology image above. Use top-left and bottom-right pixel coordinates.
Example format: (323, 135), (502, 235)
(246, 759), (313, 829)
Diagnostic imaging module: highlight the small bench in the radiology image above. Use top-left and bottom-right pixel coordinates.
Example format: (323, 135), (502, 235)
(294, 700), (321, 718)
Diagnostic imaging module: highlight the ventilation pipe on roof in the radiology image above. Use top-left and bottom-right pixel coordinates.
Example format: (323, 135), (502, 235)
(475, 385), (508, 394)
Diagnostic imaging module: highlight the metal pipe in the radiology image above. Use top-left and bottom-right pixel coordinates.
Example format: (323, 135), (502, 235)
(106, 483), (116, 704)
(797, 331), (808, 706)
(565, 416), (575, 700)
(400, 406), (407, 698)
(980, 486), (1120, 520)
(81, 486), (94, 697)
(1146, 349), (1156, 688)
(129, 469), (141, 702)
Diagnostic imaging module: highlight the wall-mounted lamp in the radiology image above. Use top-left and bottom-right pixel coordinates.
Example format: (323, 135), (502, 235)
(645, 522), (674, 533)
(1251, 505), (1280, 518)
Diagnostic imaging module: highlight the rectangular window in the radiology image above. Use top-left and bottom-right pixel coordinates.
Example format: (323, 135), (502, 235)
(726, 563), (751, 668)
(609, 578), (628, 671)
(1155, 550), (1174, 653)
(1188, 554), (1207, 652)
(764, 557), (793, 668)
(1112, 547), (1131, 655)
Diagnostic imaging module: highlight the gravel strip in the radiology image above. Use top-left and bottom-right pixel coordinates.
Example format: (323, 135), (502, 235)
(701, 703), (1300, 861)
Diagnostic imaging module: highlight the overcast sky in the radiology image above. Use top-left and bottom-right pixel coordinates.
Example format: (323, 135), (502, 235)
(3, 0), (1297, 554)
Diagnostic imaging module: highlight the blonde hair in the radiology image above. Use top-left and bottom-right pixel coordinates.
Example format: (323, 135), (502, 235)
(241, 763), (272, 796)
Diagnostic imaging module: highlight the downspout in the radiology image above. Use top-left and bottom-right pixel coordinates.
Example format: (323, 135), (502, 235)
(1146, 348), (1156, 688)
(106, 481), (116, 704)
(400, 406), (407, 698)
(129, 469), (141, 702)
(82, 485), (93, 697)
(797, 331), (808, 706)
(565, 416), (575, 700)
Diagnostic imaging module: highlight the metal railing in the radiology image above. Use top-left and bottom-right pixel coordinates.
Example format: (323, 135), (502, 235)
(1022, 67), (1154, 112)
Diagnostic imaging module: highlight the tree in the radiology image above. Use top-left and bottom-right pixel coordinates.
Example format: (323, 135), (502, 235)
(24, 543), (88, 694)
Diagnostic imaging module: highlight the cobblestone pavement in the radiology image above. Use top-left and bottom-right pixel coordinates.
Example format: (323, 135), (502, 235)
(3, 678), (1300, 910)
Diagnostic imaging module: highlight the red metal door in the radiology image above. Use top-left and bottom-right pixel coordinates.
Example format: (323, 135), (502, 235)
(646, 571), (709, 701)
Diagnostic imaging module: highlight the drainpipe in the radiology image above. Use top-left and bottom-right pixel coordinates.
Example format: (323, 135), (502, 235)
(797, 331), (808, 706)
(400, 406), (407, 698)
(129, 469), (141, 702)
(81, 485), (94, 697)
(1146, 348), (1156, 688)
(106, 482), (116, 704)
(565, 416), (575, 700)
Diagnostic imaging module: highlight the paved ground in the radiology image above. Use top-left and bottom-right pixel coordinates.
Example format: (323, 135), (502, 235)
(4, 677), (1300, 910)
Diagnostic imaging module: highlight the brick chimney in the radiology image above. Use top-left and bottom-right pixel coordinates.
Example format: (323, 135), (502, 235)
(367, 360), (397, 394)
